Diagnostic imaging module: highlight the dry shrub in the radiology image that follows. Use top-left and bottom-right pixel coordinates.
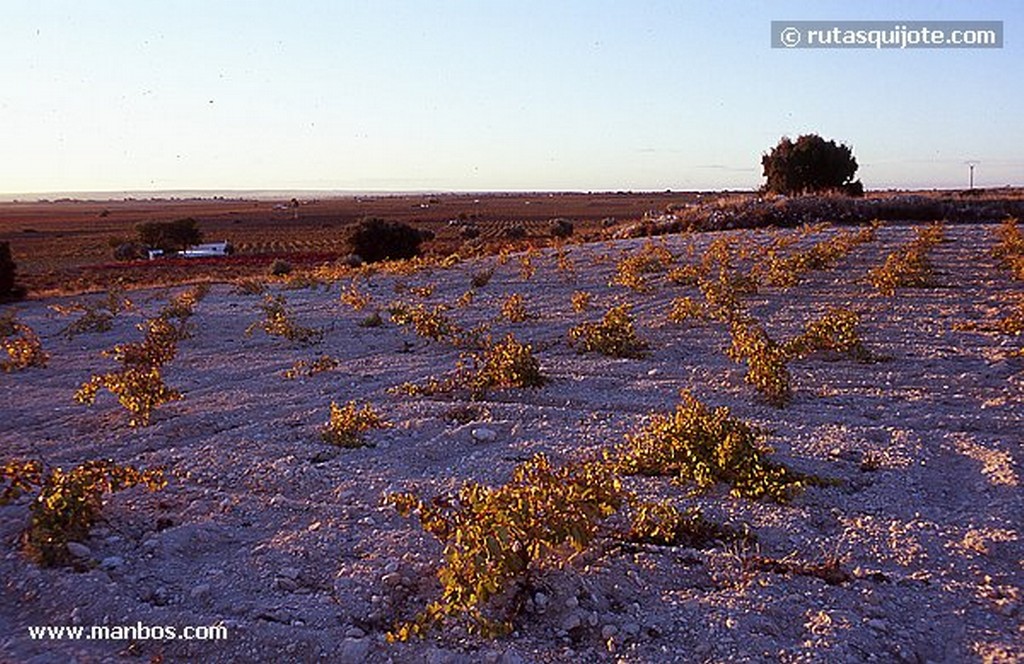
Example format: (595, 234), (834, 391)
(245, 294), (323, 345)
(74, 289), (205, 426)
(784, 307), (873, 362)
(389, 302), (461, 343)
(568, 304), (649, 358)
(610, 241), (674, 292)
(321, 400), (390, 447)
(1, 459), (165, 567)
(385, 454), (624, 639)
(992, 217), (1024, 279)
(727, 319), (792, 407)
(340, 280), (373, 311)
(499, 293), (529, 323)
(284, 354), (340, 380)
(570, 290), (591, 313)
(1, 316), (49, 372)
(666, 296), (710, 325)
(868, 223), (944, 296)
(614, 391), (815, 501)
(393, 333), (547, 400)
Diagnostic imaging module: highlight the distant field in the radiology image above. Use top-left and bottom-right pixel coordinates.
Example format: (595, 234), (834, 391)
(0, 192), (702, 294)
(2, 189), (1022, 295)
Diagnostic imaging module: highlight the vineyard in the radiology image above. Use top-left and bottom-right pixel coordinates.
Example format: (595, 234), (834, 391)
(1, 219), (1021, 662)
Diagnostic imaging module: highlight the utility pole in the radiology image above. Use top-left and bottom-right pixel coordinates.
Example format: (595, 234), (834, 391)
(965, 161), (979, 190)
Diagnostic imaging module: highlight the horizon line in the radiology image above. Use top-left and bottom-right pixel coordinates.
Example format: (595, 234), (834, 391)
(3, 184), (1019, 204)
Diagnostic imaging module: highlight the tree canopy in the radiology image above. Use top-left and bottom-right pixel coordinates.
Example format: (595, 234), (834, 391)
(761, 134), (862, 196)
(135, 218), (203, 252)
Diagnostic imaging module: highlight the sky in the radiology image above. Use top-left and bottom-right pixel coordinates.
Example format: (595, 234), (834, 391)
(0, 0), (1021, 195)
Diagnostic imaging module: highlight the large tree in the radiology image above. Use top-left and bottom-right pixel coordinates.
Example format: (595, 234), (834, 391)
(761, 134), (862, 196)
(136, 218), (203, 252)
(343, 217), (426, 263)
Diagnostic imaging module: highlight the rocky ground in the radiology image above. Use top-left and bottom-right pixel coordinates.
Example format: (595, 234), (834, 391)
(1, 222), (1021, 663)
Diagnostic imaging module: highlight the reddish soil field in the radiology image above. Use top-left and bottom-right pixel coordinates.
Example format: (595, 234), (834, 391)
(0, 192), (701, 295)
(4, 189), (1022, 296)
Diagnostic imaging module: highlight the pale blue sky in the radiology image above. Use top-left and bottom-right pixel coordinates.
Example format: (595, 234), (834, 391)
(1, 1), (1020, 194)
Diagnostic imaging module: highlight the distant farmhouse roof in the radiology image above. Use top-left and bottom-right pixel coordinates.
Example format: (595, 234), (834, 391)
(148, 241), (233, 260)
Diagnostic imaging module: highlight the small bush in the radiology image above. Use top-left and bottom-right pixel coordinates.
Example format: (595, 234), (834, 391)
(268, 259), (293, 277)
(610, 241), (674, 292)
(993, 217), (1024, 280)
(2, 320), (49, 372)
(517, 253), (536, 281)
(755, 225), (878, 289)
(614, 391), (812, 501)
(997, 299), (1024, 335)
(0, 241), (25, 301)
(385, 454), (624, 639)
(442, 403), (490, 425)
(0, 459), (166, 567)
(470, 267), (495, 289)
(626, 500), (736, 547)
(358, 311), (384, 327)
(284, 354), (340, 380)
(727, 320), (792, 407)
(784, 307), (872, 362)
(499, 293), (529, 323)
(570, 291), (591, 313)
(456, 290), (476, 308)
(410, 284), (435, 299)
(394, 333), (546, 400)
(548, 218), (574, 238)
(340, 280), (373, 311)
(389, 302), (461, 343)
(502, 224), (527, 240)
(73, 293), (201, 426)
(69, 288), (202, 426)
(281, 272), (323, 290)
(245, 294), (323, 345)
(344, 217), (426, 264)
(111, 317), (187, 367)
(75, 365), (183, 427)
(868, 223), (944, 296)
(666, 263), (703, 286)
(666, 296), (710, 325)
(0, 310), (15, 337)
(233, 278), (267, 295)
(320, 400), (390, 448)
(52, 288), (135, 339)
(471, 333), (547, 396)
(554, 248), (576, 280)
(568, 304), (649, 358)
(158, 284), (208, 321)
